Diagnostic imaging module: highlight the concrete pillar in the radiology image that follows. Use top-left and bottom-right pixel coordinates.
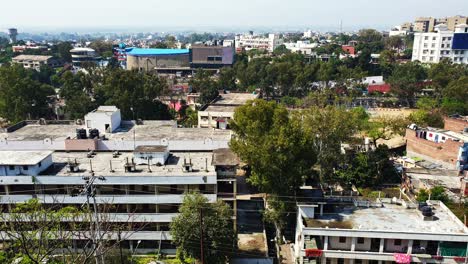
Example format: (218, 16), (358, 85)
(349, 259), (354, 264)
(324, 236), (329, 250)
(320, 204), (324, 216)
(407, 240), (413, 254)
(351, 237), (356, 251)
(377, 261), (382, 264)
(125, 185), (131, 213)
(379, 238), (385, 253)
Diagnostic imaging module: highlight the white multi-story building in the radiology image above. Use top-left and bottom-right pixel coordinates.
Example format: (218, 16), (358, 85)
(70, 47), (100, 68)
(295, 199), (468, 264)
(412, 24), (468, 64)
(0, 106), (240, 254)
(0, 148), (238, 254)
(284, 41), (318, 55)
(235, 33), (283, 52)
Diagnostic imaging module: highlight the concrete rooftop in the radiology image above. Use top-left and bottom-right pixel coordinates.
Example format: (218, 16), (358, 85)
(0, 151), (53, 165)
(2, 121), (232, 141)
(42, 151), (216, 177)
(304, 202), (468, 235)
(213, 93), (258, 105)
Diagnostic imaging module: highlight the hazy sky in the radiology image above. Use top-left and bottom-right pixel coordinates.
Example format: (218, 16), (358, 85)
(1, 0), (467, 32)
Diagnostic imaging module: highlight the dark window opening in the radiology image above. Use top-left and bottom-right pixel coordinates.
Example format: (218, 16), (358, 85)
(339, 237), (346, 243)
(394, 239), (402, 246)
(357, 237), (365, 244)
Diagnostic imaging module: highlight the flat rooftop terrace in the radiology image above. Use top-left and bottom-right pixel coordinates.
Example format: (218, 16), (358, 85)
(1, 121), (232, 141)
(203, 105), (237, 113)
(213, 93), (258, 105)
(303, 202), (467, 235)
(42, 151), (216, 177)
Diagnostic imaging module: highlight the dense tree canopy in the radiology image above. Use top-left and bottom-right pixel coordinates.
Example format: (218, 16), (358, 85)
(0, 64), (54, 122)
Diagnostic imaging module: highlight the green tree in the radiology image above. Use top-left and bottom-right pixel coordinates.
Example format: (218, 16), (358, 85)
(229, 100), (317, 234)
(335, 145), (399, 187)
(0, 199), (83, 264)
(273, 44), (291, 55)
(416, 186), (449, 204)
(365, 115), (409, 147)
(302, 105), (364, 183)
(170, 193), (236, 264)
(0, 64), (54, 122)
(441, 76), (468, 115)
(388, 62), (427, 107)
(190, 69), (219, 105)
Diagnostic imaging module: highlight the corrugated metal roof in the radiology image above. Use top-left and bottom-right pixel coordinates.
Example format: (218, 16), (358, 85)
(127, 48), (189, 56)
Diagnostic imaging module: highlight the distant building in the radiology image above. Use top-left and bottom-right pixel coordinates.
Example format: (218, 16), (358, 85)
(284, 41), (317, 55)
(7, 28), (18, 44)
(190, 45), (235, 69)
(198, 92), (259, 129)
(412, 24), (468, 64)
(295, 200), (468, 264)
(126, 48), (190, 73)
(234, 33), (283, 52)
(70, 47), (100, 68)
(414, 16), (468, 32)
(414, 17), (437, 33)
(12, 55), (62, 70)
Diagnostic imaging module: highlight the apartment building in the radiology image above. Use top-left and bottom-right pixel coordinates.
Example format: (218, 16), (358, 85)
(197, 92), (259, 129)
(414, 16), (467, 32)
(0, 148), (239, 253)
(0, 106), (240, 254)
(294, 199), (468, 264)
(412, 24), (468, 64)
(234, 33), (283, 52)
(70, 47), (100, 68)
(12, 55), (62, 70)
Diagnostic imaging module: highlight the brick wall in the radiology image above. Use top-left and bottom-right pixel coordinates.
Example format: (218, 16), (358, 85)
(444, 117), (467, 132)
(405, 129), (462, 168)
(65, 139), (98, 151)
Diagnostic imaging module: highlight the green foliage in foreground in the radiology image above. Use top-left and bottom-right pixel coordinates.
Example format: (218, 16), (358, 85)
(170, 192), (236, 264)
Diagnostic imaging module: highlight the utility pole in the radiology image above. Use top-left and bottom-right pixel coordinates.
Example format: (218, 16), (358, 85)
(78, 166), (107, 264)
(200, 208), (204, 264)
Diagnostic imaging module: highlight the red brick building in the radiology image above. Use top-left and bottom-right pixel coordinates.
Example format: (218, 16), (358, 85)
(444, 116), (468, 132)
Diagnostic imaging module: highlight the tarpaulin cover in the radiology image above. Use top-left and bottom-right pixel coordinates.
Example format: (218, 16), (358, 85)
(394, 253), (411, 263)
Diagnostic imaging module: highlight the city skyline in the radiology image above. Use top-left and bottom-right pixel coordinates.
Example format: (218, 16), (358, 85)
(0, 0), (467, 33)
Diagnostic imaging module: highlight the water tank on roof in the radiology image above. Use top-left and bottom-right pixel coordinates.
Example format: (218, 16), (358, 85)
(421, 206), (433, 217)
(88, 129), (100, 139)
(76, 128), (87, 139)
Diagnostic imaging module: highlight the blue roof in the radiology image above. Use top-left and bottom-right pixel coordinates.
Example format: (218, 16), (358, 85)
(127, 48), (189, 56)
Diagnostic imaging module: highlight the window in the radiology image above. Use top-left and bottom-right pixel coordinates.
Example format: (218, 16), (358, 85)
(337, 259), (344, 264)
(441, 44), (445, 48)
(423, 43), (428, 48)
(339, 237), (347, 243)
(442, 37), (446, 41)
(431, 43), (435, 48)
(394, 239), (402, 246)
(448, 37), (452, 41)
(22, 165), (28, 170)
(8, 165), (15, 170)
(432, 37), (436, 41)
(424, 36), (429, 40)
(357, 237), (365, 244)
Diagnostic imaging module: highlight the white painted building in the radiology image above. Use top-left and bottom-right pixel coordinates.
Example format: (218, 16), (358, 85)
(295, 199), (468, 264)
(84, 106), (122, 134)
(0, 149), (238, 254)
(284, 41), (318, 55)
(235, 33), (283, 52)
(412, 24), (468, 64)
(0, 151), (53, 176)
(198, 92), (259, 129)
